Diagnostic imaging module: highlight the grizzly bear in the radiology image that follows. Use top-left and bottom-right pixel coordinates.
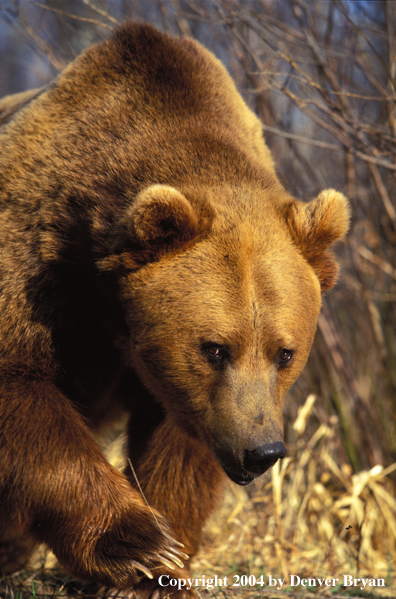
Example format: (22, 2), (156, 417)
(0, 22), (349, 597)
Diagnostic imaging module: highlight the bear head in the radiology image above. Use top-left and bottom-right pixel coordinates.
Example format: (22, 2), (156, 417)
(108, 182), (349, 485)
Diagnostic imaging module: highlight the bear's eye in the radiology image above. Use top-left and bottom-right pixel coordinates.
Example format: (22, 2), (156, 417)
(208, 347), (221, 357)
(201, 343), (229, 364)
(277, 348), (294, 368)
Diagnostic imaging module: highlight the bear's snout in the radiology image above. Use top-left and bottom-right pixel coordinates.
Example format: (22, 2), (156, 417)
(243, 441), (286, 475)
(212, 434), (286, 485)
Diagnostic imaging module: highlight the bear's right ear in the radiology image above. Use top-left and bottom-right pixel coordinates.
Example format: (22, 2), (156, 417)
(126, 184), (203, 252)
(100, 185), (211, 273)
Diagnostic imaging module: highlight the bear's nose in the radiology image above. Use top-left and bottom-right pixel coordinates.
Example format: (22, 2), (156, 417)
(243, 441), (286, 475)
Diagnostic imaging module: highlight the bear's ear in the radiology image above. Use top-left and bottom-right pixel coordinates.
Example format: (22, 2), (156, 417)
(285, 189), (350, 292)
(127, 184), (202, 250)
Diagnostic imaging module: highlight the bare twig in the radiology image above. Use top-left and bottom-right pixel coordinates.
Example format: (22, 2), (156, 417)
(25, 0), (114, 29)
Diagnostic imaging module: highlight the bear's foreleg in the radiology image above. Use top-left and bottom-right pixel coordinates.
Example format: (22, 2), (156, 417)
(0, 378), (187, 587)
(127, 414), (227, 597)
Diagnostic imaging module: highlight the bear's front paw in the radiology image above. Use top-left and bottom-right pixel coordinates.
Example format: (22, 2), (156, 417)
(59, 505), (188, 589)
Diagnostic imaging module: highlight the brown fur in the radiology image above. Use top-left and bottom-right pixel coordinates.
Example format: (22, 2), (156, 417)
(0, 22), (349, 596)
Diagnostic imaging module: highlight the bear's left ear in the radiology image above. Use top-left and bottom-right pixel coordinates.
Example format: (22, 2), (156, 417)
(127, 184), (204, 251)
(285, 189), (350, 292)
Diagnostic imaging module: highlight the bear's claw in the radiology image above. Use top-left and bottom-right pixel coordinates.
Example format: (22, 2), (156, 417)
(157, 557), (176, 571)
(130, 560), (154, 579)
(162, 533), (185, 549)
(161, 551), (186, 569)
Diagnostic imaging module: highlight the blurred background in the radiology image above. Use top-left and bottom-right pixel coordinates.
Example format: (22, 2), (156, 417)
(1, 0), (395, 593)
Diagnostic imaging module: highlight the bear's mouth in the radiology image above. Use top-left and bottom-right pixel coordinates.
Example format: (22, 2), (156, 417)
(213, 451), (264, 486)
(223, 467), (257, 486)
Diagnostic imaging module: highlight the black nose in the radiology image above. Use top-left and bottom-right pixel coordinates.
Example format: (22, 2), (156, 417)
(243, 441), (286, 475)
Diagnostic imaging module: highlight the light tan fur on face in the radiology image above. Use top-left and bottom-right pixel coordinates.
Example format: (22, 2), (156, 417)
(120, 185), (323, 472)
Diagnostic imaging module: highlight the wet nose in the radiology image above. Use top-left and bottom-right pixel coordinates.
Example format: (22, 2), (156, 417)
(243, 441), (286, 475)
